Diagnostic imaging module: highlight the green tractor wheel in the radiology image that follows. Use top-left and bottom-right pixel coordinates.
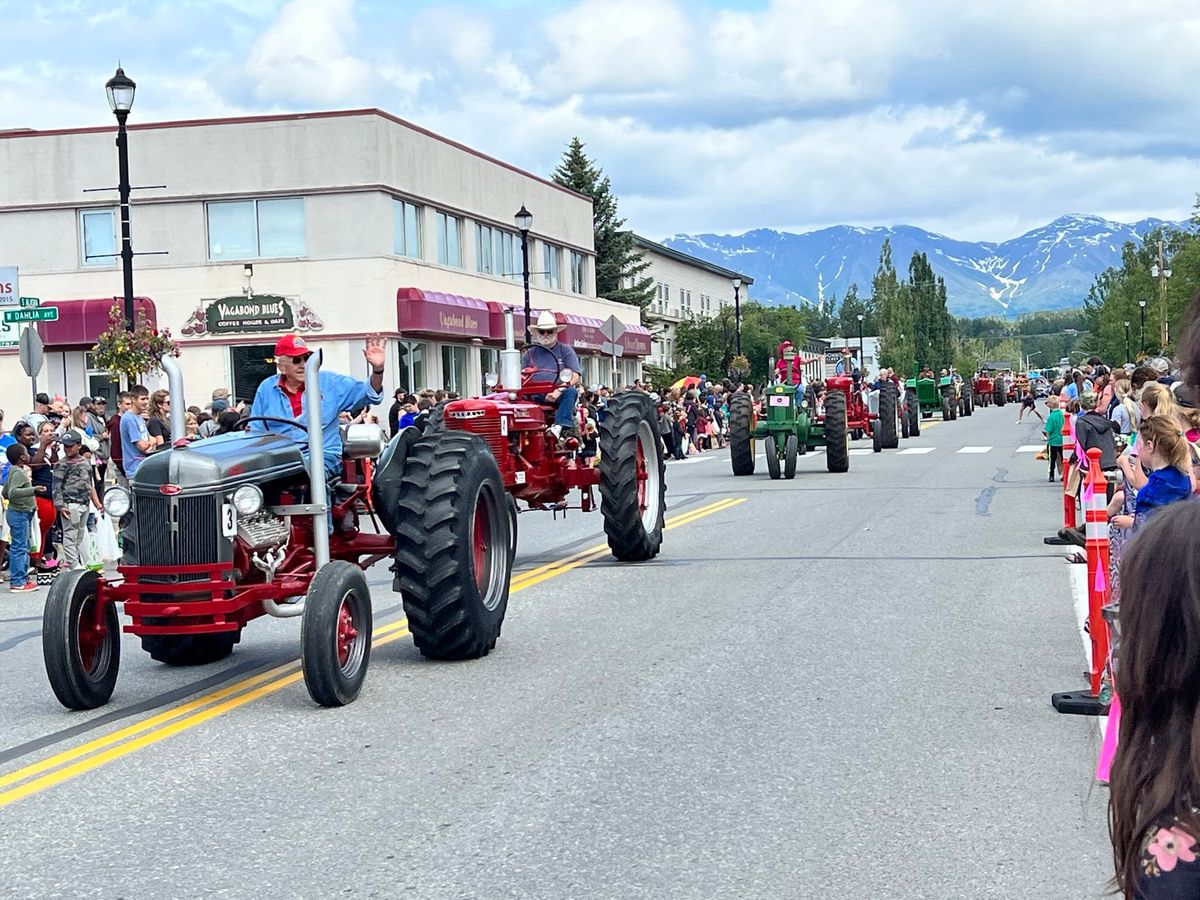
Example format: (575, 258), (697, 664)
(728, 393), (756, 476)
(879, 383), (899, 449)
(784, 434), (798, 479)
(765, 434), (782, 480)
(824, 390), (850, 474)
(941, 395), (952, 420)
(907, 390), (920, 436)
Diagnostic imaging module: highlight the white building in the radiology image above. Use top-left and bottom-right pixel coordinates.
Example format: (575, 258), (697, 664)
(632, 235), (753, 371)
(821, 336), (881, 379)
(0, 108), (652, 419)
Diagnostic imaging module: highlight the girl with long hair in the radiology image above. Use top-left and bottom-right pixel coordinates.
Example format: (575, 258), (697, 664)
(146, 389), (172, 448)
(1110, 502), (1200, 896)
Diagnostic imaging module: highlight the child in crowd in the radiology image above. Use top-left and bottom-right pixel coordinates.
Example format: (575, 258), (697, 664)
(52, 431), (101, 571)
(3, 443), (37, 592)
(1110, 415), (1193, 533)
(581, 419), (598, 468)
(1044, 395), (1064, 481)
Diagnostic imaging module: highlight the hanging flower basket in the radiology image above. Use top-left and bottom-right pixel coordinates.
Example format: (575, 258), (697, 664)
(91, 302), (181, 383)
(728, 355), (751, 378)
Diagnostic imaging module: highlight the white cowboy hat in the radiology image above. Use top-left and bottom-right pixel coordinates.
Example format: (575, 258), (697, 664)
(528, 310), (566, 333)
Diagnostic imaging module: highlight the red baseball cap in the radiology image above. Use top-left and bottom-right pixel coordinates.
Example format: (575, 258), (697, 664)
(274, 334), (311, 358)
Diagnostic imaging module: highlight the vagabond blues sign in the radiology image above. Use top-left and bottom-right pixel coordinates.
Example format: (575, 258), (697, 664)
(181, 295), (325, 337)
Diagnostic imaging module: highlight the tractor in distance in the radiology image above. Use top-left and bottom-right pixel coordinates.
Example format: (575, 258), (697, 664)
(972, 371), (995, 407)
(438, 307), (666, 561)
(903, 365), (959, 435)
(43, 352), (513, 712)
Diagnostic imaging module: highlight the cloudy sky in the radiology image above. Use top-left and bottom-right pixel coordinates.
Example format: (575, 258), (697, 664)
(5, 0), (1200, 242)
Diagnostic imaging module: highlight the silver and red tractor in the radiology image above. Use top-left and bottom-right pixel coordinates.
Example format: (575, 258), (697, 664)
(43, 352), (513, 710)
(437, 308), (666, 561)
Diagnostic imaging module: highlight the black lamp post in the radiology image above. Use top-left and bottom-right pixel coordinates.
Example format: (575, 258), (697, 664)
(106, 66), (137, 331)
(732, 277), (742, 357)
(856, 313), (865, 373)
(1124, 320), (1131, 363)
(515, 205), (533, 343)
(1138, 299), (1147, 356)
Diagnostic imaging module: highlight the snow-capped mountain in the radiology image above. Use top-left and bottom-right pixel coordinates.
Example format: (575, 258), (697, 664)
(663, 215), (1189, 317)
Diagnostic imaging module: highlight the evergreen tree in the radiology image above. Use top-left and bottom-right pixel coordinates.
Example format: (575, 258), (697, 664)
(873, 240), (914, 374)
(551, 138), (655, 310)
(836, 283), (879, 337)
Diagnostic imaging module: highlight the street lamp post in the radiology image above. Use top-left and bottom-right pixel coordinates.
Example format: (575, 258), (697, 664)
(1139, 299), (1148, 356)
(856, 313), (865, 373)
(514, 205), (533, 343)
(732, 278), (742, 357)
(1123, 320), (1131, 363)
(1152, 242), (1172, 352)
(106, 66), (137, 331)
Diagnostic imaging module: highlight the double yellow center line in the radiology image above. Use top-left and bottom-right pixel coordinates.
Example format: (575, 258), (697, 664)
(0, 496), (744, 808)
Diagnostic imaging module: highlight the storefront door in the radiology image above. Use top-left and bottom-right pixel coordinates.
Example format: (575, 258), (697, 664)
(230, 344), (277, 406)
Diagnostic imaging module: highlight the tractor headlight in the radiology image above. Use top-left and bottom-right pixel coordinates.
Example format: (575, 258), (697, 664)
(102, 486), (131, 518)
(232, 485), (264, 516)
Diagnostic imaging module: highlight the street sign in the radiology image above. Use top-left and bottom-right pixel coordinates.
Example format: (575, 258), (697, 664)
(0, 266), (16, 307)
(19, 296), (39, 308)
(19, 326), (44, 378)
(3, 307), (58, 323)
(600, 315), (626, 343)
(601, 341), (624, 357)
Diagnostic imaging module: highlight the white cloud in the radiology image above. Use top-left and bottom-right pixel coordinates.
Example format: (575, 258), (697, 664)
(246, 0), (371, 103)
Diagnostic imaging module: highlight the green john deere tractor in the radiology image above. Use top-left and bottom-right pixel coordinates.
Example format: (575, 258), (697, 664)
(727, 352), (850, 479)
(902, 367), (959, 436)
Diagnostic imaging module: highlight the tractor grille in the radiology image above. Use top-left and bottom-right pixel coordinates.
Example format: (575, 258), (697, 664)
(448, 416), (508, 458)
(136, 494), (226, 584)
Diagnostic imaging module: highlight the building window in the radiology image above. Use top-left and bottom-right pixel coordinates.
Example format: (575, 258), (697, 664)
(229, 344), (277, 405)
(481, 347), (501, 394)
(80, 209), (117, 267)
(476, 224), (518, 277)
(208, 198), (305, 260)
(85, 351), (120, 407)
(680, 289), (692, 316)
(436, 212), (462, 268)
(397, 340), (428, 393)
(656, 283), (669, 315)
(569, 251), (586, 294)
(542, 242), (561, 290)
(393, 199), (422, 259)
(441, 344), (468, 394)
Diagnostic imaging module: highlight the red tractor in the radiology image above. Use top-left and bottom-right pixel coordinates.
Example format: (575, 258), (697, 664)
(43, 353), (513, 711)
(437, 308), (666, 561)
(973, 373), (994, 407)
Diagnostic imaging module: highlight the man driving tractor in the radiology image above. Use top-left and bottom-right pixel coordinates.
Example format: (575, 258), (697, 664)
(249, 333), (385, 477)
(523, 310), (582, 441)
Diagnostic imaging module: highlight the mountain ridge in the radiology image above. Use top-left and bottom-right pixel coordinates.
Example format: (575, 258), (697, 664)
(663, 215), (1190, 317)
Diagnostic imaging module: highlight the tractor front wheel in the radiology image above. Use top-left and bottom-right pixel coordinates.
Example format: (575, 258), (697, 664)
(824, 390), (850, 473)
(728, 393), (756, 476)
(873, 425), (883, 452)
(302, 561), (373, 707)
(600, 393), (667, 561)
(942, 395), (952, 420)
(765, 434), (782, 479)
(907, 391), (920, 436)
(43, 570), (120, 710)
(394, 430), (512, 660)
(879, 383), (899, 449)
(851, 428), (864, 441)
(784, 434), (798, 479)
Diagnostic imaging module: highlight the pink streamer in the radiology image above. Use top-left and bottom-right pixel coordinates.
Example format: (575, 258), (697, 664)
(1082, 480), (1095, 505)
(1097, 694), (1120, 782)
(1094, 565), (1107, 595)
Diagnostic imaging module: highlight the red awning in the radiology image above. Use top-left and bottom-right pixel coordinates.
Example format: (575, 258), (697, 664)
(621, 324), (652, 357)
(485, 303), (651, 357)
(396, 287), (491, 339)
(34, 297), (157, 348)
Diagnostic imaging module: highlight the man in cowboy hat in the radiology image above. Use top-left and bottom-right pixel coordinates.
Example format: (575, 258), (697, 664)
(522, 310), (582, 440)
(249, 334), (385, 477)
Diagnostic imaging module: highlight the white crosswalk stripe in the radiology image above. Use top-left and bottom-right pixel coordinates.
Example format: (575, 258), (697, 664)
(1016, 445), (1043, 453)
(898, 447), (936, 455)
(849, 448), (874, 455)
(957, 446), (992, 454)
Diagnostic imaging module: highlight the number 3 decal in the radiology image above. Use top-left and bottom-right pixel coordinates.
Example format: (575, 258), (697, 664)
(221, 503), (237, 537)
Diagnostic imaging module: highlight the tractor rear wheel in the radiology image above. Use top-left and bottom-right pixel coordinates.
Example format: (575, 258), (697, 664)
(949, 393), (958, 420)
(142, 633), (238, 667)
(784, 434), (798, 479)
(994, 383), (1006, 407)
(873, 425), (882, 452)
(879, 383), (899, 449)
(824, 390), (850, 473)
(394, 430), (512, 660)
(907, 391), (920, 436)
(765, 434), (782, 479)
(851, 428), (863, 441)
(728, 393), (756, 476)
(600, 393), (667, 561)
(301, 561), (373, 707)
(43, 570), (120, 710)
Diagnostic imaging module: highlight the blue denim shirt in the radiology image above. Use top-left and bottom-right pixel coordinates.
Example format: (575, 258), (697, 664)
(249, 372), (382, 474)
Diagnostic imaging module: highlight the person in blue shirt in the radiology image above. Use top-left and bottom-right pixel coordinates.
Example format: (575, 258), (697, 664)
(120, 385), (154, 480)
(249, 334), (384, 477)
(521, 311), (582, 440)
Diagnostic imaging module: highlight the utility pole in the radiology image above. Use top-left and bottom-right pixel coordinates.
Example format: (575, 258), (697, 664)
(1156, 239), (1170, 352)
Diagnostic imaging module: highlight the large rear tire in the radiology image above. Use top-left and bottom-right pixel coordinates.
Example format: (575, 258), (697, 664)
(824, 390), (850, 473)
(301, 561), (373, 707)
(394, 430), (512, 660)
(728, 393), (756, 476)
(43, 570), (120, 710)
(784, 434), (798, 479)
(142, 633), (238, 667)
(907, 390), (920, 436)
(942, 395), (952, 420)
(765, 434), (782, 479)
(600, 393), (666, 561)
(879, 383), (899, 449)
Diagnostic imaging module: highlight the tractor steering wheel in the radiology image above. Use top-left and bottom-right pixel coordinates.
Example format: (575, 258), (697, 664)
(235, 415), (311, 452)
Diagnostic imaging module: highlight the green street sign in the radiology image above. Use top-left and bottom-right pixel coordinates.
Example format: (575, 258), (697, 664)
(19, 296), (39, 308)
(3, 307), (58, 323)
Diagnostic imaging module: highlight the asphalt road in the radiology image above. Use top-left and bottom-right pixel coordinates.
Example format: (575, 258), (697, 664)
(0, 403), (1111, 899)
